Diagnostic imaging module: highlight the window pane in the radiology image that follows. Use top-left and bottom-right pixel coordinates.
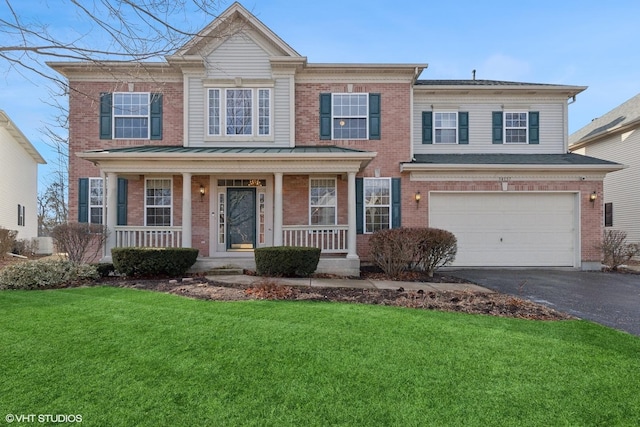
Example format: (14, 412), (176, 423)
(208, 89), (220, 135)
(310, 178), (336, 225)
(258, 89), (270, 136)
(333, 118), (367, 139)
(435, 129), (457, 143)
(146, 179), (171, 226)
(365, 207), (390, 233)
(226, 89), (252, 135)
(311, 207), (336, 225)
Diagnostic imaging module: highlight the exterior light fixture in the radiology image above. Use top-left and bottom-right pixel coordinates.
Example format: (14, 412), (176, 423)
(415, 191), (421, 206)
(589, 191), (597, 203)
(199, 184), (206, 200)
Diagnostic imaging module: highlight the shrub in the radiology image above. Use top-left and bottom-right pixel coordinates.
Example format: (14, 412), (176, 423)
(254, 246), (321, 277)
(92, 262), (115, 277)
(111, 247), (199, 277)
(369, 228), (457, 278)
(0, 228), (18, 259)
(12, 238), (39, 256)
(51, 223), (109, 264)
(0, 260), (99, 290)
(599, 230), (640, 271)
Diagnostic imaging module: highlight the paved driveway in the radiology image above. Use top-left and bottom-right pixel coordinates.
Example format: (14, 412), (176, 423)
(447, 269), (640, 336)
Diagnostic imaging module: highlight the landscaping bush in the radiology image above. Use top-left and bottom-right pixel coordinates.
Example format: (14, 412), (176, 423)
(254, 246), (321, 277)
(599, 229), (640, 271)
(12, 238), (39, 256)
(0, 260), (99, 290)
(369, 227), (457, 278)
(0, 227), (18, 258)
(111, 247), (199, 277)
(92, 262), (115, 278)
(51, 223), (109, 264)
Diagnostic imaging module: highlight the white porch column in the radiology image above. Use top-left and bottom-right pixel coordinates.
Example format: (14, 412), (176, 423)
(347, 171), (358, 259)
(105, 172), (118, 258)
(182, 172), (192, 248)
(273, 172), (283, 246)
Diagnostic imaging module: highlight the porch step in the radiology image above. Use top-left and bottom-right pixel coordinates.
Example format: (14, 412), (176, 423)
(205, 268), (244, 276)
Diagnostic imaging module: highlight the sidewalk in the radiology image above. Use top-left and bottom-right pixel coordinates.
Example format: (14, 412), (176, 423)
(206, 274), (493, 293)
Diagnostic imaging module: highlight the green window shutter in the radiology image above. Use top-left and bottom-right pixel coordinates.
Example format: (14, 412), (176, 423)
(319, 93), (332, 140)
(17, 204), (21, 226)
(150, 93), (163, 140)
(117, 178), (128, 226)
(356, 178), (363, 234)
(99, 93), (112, 139)
(369, 93), (381, 140)
(422, 111), (433, 144)
(529, 111), (539, 144)
(391, 178), (401, 228)
(458, 112), (469, 144)
(492, 112), (503, 144)
(78, 178), (89, 223)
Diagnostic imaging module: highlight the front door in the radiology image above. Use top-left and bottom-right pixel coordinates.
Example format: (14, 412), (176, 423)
(227, 188), (256, 250)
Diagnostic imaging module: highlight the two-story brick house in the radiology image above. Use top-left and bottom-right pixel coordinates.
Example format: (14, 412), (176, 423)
(49, 2), (620, 274)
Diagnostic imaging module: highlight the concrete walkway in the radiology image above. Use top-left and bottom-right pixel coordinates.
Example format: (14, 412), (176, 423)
(206, 274), (492, 293)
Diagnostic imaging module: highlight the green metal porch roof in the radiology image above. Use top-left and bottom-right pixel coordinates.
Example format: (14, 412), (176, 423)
(84, 145), (372, 155)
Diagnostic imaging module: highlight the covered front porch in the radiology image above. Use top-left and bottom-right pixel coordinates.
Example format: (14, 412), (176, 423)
(79, 145), (375, 276)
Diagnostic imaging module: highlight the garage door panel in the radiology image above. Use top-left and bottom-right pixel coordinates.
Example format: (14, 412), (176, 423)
(429, 193), (577, 267)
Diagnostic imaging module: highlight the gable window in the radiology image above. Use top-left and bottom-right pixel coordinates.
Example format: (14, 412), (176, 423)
(320, 93), (381, 140)
(421, 111), (469, 144)
(100, 92), (162, 140)
(89, 178), (104, 224)
(492, 111), (539, 144)
(309, 178), (337, 225)
(145, 178), (172, 226)
(207, 88), (271, 137)
(604, 202), (613, 227)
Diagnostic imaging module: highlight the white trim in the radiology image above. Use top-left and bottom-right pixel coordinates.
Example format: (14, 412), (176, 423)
(206, 87), (272, 138)
(331, 93), (369, 140)
(88, 177), (104, 224)
(433, 111), (458, 144)
(503, 111), (529, 144)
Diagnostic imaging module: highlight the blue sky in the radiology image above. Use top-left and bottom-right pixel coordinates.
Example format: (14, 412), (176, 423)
(2, 0), (640, 187)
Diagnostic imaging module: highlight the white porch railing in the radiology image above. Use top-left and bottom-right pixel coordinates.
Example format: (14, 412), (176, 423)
(282, 225), (348, 253)
(115, 226), (183, 248)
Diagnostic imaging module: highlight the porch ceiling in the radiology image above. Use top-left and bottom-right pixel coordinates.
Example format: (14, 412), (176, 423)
(77, 145), (376, 174)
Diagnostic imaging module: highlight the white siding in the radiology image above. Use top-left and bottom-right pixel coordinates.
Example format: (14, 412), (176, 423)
(184, 34), (294, 147)
(583, 129), (640, 244)
(187, 76), (205, 144)
(412, 94), (567, 154)
(0, 126), (39, 240)
(273, 77), (290, 144)
(205, 33), (272, 79)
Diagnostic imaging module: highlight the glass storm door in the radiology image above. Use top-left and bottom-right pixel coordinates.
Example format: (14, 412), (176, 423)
(227, 188), (256, 250)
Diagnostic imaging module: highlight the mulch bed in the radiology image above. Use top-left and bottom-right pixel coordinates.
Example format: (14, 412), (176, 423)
(103, 273), (574, 321)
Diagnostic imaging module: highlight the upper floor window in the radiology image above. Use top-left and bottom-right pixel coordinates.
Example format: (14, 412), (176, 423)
(309, 178), (337, 225)
(493, 111), (539, 145)
(100, 92), (162, 140)
(208, 88), (271, 137)
(421, 111), (468, 144)
(434, 112), (458, 144)
(504, 112), (528, 144)
(113, 93), (149, 139)
(320, 93), (381, 141)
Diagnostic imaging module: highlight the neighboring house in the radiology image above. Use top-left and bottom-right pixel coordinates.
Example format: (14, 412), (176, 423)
(569, 93), (640, 243)
(0, 110), (46, 241)
(48, 2), (621, 274)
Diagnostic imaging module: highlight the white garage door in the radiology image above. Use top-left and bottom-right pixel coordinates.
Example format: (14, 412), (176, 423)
(429, 193), (577, 267)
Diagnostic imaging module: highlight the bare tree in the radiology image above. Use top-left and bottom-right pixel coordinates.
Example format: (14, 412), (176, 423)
(2, 0), (231, 225)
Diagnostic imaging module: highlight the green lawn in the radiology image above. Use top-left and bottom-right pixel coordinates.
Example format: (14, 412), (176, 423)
(1, 287), (639, 426)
